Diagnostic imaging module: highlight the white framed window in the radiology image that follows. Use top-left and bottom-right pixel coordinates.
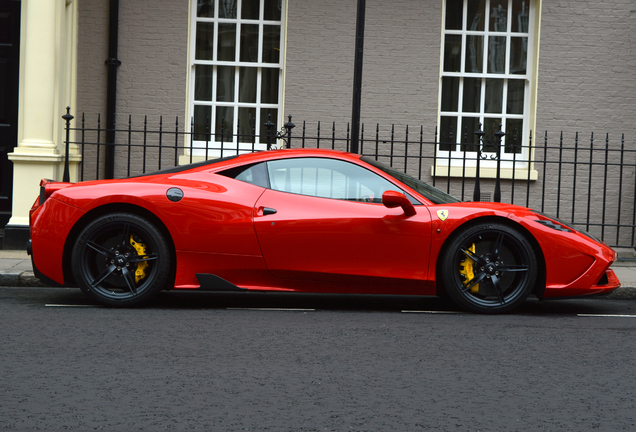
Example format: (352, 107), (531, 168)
(189, 0), (284, 157)
(437, 0), (537, 178)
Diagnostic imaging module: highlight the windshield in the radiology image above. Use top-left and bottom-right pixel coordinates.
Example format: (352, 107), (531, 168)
(361, 156), (460, 204)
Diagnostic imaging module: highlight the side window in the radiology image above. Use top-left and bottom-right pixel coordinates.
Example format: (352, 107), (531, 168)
(218, 162), (269, 188)
(266, 158), (399, 202)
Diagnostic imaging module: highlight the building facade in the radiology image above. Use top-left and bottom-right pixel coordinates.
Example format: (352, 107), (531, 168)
(2, 0), (635, 248)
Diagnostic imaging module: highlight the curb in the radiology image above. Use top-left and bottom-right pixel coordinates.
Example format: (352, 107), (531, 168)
(0, 271), (48, 288)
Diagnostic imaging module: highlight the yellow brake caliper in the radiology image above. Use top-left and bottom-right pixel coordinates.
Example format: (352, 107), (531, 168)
(459, 244), (479, 294)
(130, 235), (149, 284)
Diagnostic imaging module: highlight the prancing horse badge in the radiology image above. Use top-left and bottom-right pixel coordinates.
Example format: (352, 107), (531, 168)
(437, 209), (449, 221)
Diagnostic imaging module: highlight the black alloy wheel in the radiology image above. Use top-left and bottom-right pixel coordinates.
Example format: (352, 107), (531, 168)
(440, 222), (538, 314)
(71, 213), (171, 307)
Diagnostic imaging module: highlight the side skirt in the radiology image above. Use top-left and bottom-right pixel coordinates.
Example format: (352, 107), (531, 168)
(196, 274), (247, 292)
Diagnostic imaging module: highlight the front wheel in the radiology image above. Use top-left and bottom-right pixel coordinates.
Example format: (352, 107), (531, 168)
(71, 213), (172, 307)
(439, 222), (538, 314)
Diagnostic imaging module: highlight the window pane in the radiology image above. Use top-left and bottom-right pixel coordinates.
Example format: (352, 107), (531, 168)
(444, 35), (462, 72)
(440, 116), (458, 151)
(242, 0), (259, 20)
(193, 105), (211, 141)
(505, 118), (523, 153)
(264, 0), (282, 21)
(238, 107), (257, 143)
(240, 24), (259, 62)
(219, 0), (237, 18)
(260, 108), (278, 142)
(238, 67), (257, 102)
(267, 158), (396, 201)
(485, 79), (503, 113)
(197, 0), (215, 17)
(217, 23), (236, 61)
(466, 0), (485, 31)
(215, 106), (234, 142)
(195, 22), (214, 61)
(460, 116), (480, 152)
(483, 118), (503, 153)
(507, 79), (525, 114)
(462, 77), (481, 113)
(512, 0), (530, 33)
(441, 77), (460, 112)
(261, 68), (279, 104)
(194, 65), (213, 101)
(509, 37), (527, 74)
(489, 0), (507, 32)
(262, 25), (281, 64)
(217, 66), (235, 102)
(465, 35), (483, 73)
(487, 36), (506, 73)
(445, 0), (463, 30)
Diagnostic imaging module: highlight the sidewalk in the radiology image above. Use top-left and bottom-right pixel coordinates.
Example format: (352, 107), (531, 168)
(2, 249), (636, 299)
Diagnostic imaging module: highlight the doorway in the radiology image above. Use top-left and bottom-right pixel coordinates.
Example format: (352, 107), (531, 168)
(0, 0), (21, 228)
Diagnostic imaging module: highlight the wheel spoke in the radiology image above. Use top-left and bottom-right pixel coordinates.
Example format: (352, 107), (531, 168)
(120, 223), (131, 250)
(461, 272), (487, 293)
(460, 247), (487, 266)
(90, 264), (118, 288)
(491, 232), (505, 257)
(498, 264), (529, 272)
(128, 253), (158, 263)
(491, 274), (505, 305)
(87, 241), (116, 259)
(121, 267), (137, 294)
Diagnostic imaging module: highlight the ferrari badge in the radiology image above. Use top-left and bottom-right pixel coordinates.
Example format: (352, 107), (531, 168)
(437, 209), (449, 221)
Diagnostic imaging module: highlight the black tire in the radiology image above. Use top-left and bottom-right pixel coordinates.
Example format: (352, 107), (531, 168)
(71, 213), (172, 307)
(439, 222), (537, 314)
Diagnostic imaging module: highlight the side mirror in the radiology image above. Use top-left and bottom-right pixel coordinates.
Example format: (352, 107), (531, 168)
(382, 190), (416, 217)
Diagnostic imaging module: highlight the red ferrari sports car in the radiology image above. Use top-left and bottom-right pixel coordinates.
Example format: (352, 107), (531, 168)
(28, 148), (619, 313)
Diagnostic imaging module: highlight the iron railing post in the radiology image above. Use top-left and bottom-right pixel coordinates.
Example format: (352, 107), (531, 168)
(473, 124), (485, 202)
(494, 124), (505, 203)
(62, 107), (74, 183)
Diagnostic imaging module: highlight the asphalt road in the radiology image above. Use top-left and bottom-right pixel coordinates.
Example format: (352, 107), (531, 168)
(2, 287), (636, 431)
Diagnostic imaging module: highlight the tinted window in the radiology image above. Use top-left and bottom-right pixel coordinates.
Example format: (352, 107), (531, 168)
(361, 157), (460, 204)
(266, 158), (402, 203)
(219, 162), (269, 188)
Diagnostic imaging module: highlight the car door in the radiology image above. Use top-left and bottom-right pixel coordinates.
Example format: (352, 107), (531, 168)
(252, 157), (432, 289)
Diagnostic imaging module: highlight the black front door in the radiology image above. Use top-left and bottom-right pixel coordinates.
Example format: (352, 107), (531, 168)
(0, 0), (21, 227)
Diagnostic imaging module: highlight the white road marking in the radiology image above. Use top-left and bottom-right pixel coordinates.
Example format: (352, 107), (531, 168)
(226, 308), (315, 311)
(401, 310), (463, 314)
(45, 304), (100, 307)
(577, 314), (636, 318)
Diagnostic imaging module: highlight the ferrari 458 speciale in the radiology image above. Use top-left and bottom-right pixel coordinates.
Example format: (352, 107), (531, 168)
(28, 149), (620, 313)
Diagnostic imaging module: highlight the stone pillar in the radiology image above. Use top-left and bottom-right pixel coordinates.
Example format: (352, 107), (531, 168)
(5, 0), (78, 249)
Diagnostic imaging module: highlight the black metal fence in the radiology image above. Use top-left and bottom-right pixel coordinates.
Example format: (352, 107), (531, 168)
(62, 110), (635, 249)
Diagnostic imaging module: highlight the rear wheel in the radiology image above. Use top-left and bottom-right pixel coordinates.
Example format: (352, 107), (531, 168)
(439, 222), (537, 314)
(71, 213), (171, 307)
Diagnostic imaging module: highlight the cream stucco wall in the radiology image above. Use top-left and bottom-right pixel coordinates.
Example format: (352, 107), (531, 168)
(7, 0), (79, 230)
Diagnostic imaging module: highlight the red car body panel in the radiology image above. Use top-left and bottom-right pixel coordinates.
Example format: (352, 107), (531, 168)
(29, 148), (619, 302)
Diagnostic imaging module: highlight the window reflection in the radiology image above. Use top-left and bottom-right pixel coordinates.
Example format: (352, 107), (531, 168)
(489, 0), (507, 32)
(512, 0), (529, 33)
(219, 0), (237, 18)
(217, 66), (235, 102)
(487, 36), (506, 73)
(445, 0), (463, 30)
(261, 68), (279, 104)
(466, 0), (485, 31)
(465, 35), (483, 73)
(262, 25), (280, 64)
(264, 0), (282, 21)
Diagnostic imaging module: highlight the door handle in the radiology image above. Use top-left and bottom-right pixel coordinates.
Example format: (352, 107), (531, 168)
(257, 206), (278, 216)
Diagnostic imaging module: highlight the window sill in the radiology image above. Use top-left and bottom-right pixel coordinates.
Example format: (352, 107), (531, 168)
(431, 165), (538, 181)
